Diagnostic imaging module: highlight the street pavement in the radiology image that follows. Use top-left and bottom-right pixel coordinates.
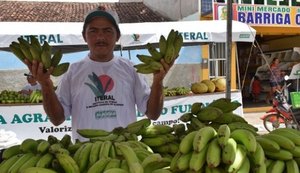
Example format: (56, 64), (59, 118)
(243, 110), (269, 134)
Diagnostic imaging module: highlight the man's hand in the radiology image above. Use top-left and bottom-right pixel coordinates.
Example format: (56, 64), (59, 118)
(24, 59), (54, 86)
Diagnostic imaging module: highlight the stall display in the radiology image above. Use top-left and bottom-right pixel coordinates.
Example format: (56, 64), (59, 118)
(1, 98), (299, 172)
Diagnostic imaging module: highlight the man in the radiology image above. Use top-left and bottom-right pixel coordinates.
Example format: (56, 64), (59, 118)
(25, 7), (173, 140)
(19, 72), (41, 95)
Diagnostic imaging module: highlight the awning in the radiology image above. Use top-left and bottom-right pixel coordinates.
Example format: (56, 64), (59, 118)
(0, 20), (256, 52)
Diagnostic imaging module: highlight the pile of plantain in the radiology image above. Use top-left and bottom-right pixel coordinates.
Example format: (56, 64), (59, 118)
(134, 29), (183, 74)
(9, 36), (69, 77)
(2, 98), (300, 172)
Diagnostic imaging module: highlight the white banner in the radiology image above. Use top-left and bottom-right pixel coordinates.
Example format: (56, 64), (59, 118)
(0, 91), (243, 142)
(0, 20), (256, 49)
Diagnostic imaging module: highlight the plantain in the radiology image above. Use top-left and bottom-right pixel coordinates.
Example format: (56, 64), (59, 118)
(41, 41), (52, 69)
(146, 43), (163, 61)
(159, 35), (167, 56)
(51, 62), (70, 76)
(51, 49), (63, 67)
(9, 42), (26, 63)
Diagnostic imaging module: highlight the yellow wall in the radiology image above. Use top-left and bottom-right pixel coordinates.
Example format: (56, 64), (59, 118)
(201, 43), (237, 89)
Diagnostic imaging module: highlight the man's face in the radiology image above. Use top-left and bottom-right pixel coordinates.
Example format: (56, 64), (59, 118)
(83, 17), (119, 61)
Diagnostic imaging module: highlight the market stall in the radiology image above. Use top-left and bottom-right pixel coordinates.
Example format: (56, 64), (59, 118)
(0, 20), (256, 142)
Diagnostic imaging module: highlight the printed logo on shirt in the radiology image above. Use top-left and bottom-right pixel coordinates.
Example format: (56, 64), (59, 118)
(95, 110), (117, 119)
(85, 72), (124, 109)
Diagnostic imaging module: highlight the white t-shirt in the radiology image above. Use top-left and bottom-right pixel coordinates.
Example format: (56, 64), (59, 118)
(56, 55), (151, 140)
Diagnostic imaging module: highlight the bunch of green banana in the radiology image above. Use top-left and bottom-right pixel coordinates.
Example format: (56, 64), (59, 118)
(255, 128), (300, 172)
(170, 125), (264, 172)
(134, 29), (183, 74)
(9, 36), (69, 77)
(163, 87), (191, 97)
(29, 90), (43, 103)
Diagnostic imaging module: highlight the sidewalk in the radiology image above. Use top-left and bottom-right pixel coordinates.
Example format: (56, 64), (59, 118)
(243, 111), (268, 134)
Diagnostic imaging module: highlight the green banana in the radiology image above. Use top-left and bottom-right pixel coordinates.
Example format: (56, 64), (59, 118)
(236, 157), (250, 173)
(159, 35), (167, 56)
(193, 126), (217, 152)
(255, 136), (280, 152)
(141, 124), (173, 137)
(51, 49), (63, 67)
(19, 154), (41, 170)
(152, 169), (172, 173)
(179, 112), (194, 122)
(190, 117), (206, 129)
(141, 135), (169, 147)
(290, 145), (300, 157)
(18, 37), (33, 62)
(148, 61), (163, 71)
(191, 102), (203, 115)
(59, 134), (72, 148)
(173, 33), (183, 58)
(1, 145), (21, 160)
(206, 137), (222, 168)
(20, 138), (38, 153)
(29, 41), (42, 61)
(41, 41), (52, 69)
(189, 145), (208, 172)
(264, 149), (293, 160)
(227, 121), (258, 134)
(76, 128), (111, 138)
(146, 43), (163, 61)
(8, 153), (35, 173)
(141, 153), (162, 168)
(270, 128), (300, 145)
(87, 157), (111, 173)
(163, 43), (175, 64)
(56, 153), (80, 173)
(249, 142), (265, 167)
(51, 62), (70, 77)
(133, 148), (153, 162)
(176, 152), (192, 171)
(37, 140), (51, 154)
(103, 168), (129, 173)
(134, 63), (157, 74)
(285, 159), (299, 173)
(230, 128), (257, 153)
(137, 54), (156, 64)
(166, 29), (176, 48)
(0, 154), (22, 173)
(267, 160), (285, 173)
(108, 143), (117, 158)
(217, 124), (231, 148)
(143, 156), (171, 173)
(30, 35), (42, 52)
(21, 167), (58, 173)
(9, 42), (26, 63)
(196, 106), (223, 122)
(169, 151), (182, 172)
(222, 138), (237, 165)
(99, 140), (112, 159)
(115, 143), (143, 173)
(36, 153), (54, 168)
(103, 158), (121, 171)
(77, 142), (93, 172)
(262, 133), (295, 151)
(89, 141), (103, 167)
(120, 159), (130, 172)
(226, 144), (247, 173)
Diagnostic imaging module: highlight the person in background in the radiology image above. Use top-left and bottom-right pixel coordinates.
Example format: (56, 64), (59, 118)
(25, 6), (174, 141)
(251, 75), (262, 102)
(266, 57), (284, 104)
(19, 72), (41, 95)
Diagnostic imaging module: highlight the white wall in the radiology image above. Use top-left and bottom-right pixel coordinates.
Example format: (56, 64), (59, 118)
(143, 0), (198, 20)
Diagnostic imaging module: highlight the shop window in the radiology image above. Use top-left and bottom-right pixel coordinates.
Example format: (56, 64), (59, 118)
(209, 43), (227, 79)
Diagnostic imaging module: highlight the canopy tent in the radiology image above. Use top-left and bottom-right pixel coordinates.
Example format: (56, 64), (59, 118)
(0, 20), (256, 53)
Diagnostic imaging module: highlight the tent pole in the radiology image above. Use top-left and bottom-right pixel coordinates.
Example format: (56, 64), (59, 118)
(226, 0), (233, 99)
